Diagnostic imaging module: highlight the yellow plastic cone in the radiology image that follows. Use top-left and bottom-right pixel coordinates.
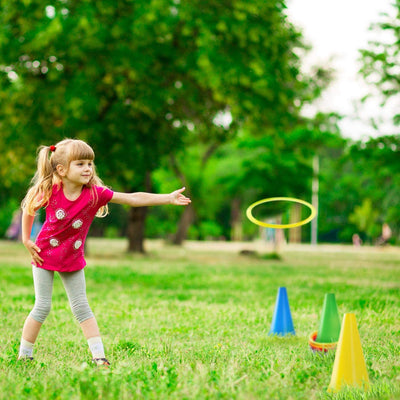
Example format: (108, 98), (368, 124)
(327, 313), (370, 393)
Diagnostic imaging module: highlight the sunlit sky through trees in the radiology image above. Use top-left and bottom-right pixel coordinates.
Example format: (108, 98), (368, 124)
(286, 0), (397, 140)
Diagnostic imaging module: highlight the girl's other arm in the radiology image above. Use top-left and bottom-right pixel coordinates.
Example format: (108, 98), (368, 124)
(110, 187), (191, 207)
(21, 209), (43, 266)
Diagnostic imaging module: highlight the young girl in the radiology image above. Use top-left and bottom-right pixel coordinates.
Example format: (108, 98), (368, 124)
(19, 138), (191, 366)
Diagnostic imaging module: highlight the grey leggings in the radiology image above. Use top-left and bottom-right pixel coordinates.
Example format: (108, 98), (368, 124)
(29, 266), (94, 324)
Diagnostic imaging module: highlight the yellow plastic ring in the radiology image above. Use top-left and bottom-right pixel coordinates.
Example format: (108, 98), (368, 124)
(246, 197), (316, 229)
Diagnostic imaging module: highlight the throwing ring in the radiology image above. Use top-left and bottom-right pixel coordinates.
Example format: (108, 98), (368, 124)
(308, 331), (337, 353)
(246, 197), (316, 229)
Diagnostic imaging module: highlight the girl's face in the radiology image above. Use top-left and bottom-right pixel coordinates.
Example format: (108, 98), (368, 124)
(63, 159), (94, 185)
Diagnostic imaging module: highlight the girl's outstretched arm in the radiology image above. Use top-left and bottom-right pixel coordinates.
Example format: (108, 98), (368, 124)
(110, 187), (191, 207)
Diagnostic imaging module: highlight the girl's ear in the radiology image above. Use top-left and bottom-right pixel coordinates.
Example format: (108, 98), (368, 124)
(56, 164), (67, 177)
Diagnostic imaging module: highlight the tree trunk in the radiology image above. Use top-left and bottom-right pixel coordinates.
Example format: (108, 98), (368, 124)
(127, 206), (148, 253)
(172, 204), (195, 245)
(289, 202), (302, 243)
(274, 215), (284, 253)
(230, 197), (243, 241)
(126, 171), (152, 253)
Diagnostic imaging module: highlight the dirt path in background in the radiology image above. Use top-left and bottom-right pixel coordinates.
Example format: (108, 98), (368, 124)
(180, 240), (400, 254)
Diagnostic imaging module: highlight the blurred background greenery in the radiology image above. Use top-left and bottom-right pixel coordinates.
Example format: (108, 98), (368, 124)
(0, 0), (399, 251)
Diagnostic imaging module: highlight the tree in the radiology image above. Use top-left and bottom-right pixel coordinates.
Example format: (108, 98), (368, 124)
(349, 198), (379, 242)
(349, 135), (400, 241)
(359, 0), (400, 127)
(0, 0), (329, 250)
(151, 112), (340, 244)
(317, 134), (400, 243)
(163, 3), (333, 244)
(357, 1), (399, 242)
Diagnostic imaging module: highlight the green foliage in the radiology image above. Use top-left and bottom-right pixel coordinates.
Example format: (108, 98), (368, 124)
(145, 212), (180, 239)
(0, 198), (20, 237)
(0, 0), (333, 247)
(162, 115), (341, 241)
(348, 136), (400, 241)
(359, 0), (400, 126)
(0, 1), (396, 248)
(349, 199), (380, 241)
(198, 220), (223, 240)
(260, 251), (282, 260)
(0, 0), (318, 188)
(317, 134), (399, 244)
(103, 226), (120, 239)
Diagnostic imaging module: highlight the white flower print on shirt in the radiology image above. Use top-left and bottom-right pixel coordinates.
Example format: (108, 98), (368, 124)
(74, 240), (82, 250)
(72, 219), (83, 229)
(50, 238), (59, 247)
(55, 209), (66, 220)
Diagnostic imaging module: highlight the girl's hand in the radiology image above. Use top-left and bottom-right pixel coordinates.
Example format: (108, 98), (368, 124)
(170, 187), (191, 206)
(23, 240), (43, 266)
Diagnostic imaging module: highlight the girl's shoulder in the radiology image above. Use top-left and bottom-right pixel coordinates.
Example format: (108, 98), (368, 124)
(91, 184), (113, 194)
(52, 183), (62, 194)
(90, 185), (114, 206)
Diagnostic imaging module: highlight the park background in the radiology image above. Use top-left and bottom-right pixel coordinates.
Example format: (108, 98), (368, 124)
(0, 1), (399, 400)
(0, 0), (399, 251)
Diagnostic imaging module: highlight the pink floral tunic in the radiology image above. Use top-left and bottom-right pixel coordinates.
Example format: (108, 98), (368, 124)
(34, 184), (114, 272)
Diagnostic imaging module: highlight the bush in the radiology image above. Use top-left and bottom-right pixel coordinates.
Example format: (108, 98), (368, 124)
(198, 220), (223, 240)
(0, 199), (20, 238)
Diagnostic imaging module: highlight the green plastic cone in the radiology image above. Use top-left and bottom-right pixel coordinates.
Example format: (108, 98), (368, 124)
(316, 293), (341, 343)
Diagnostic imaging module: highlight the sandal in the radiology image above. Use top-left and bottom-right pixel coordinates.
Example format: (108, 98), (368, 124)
(92, 358), (110, 367)
(18, 356), (34, 361)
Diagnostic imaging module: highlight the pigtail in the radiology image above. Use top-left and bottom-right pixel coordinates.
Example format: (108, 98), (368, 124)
(22, 146), (56, 215)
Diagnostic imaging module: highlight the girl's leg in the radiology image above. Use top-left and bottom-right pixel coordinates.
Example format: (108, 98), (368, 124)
(21, 317), (42, 343)
(80, 317), (100, 339)
(19, 266), (54, 359)
(59, 269), (107, 362)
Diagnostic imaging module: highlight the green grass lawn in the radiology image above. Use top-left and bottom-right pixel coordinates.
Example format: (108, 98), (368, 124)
(0, 239), (399, 400)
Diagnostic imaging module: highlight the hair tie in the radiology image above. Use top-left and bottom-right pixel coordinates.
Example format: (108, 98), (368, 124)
(49, 145), (56, 152)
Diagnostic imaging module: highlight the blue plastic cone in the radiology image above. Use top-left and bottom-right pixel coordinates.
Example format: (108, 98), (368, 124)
(269, 287), (295, 336)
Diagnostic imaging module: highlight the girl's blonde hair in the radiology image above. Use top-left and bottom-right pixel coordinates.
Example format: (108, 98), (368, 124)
(22, 139), (109, 217)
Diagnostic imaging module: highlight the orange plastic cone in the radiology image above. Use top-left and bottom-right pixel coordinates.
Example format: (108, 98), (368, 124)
(327, 313), (370, 392)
